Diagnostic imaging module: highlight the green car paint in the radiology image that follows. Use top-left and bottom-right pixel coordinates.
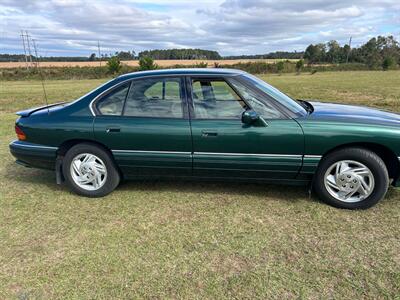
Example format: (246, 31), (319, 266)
(9, 69), (400, 187)
(95, 116), (192, 176)
(190, 119), (304, 179)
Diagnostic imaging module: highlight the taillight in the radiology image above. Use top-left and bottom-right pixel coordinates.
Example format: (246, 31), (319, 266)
(15, 125), (26, 141)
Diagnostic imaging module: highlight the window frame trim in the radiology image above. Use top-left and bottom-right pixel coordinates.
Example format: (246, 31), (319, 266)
(186, 75), (251, 121)
(231, 75), (297, 119)
(92, 74), (190, 120)
(94, 81), (131, 117)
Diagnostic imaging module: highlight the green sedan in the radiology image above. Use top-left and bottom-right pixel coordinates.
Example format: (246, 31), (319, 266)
(9, 69), (400, 209)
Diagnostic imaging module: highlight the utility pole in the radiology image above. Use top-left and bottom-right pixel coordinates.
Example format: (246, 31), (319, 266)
(346, 36), (352, 64)
(97, 40), (101, 67)
(20, 30), (29, 69)
(25, 30), (33, 64)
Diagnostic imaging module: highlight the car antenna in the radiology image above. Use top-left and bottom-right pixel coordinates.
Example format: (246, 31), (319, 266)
(32, 38), (50, 115)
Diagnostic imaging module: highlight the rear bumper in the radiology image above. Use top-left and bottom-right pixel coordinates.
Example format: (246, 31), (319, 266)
(9, 140), (58, 170)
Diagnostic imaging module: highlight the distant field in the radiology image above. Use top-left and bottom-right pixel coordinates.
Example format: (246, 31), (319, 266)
(0, 59), (298, 69)
(0, 71), (399, 298)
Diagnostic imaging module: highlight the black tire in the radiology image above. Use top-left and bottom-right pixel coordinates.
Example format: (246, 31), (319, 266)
(313, 147), (389, 209)
(62, 143), (120, 197)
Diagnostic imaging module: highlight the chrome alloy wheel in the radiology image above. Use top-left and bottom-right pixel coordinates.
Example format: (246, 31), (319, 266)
(70, 153), (107, 191)
(324, 160), (375, 203)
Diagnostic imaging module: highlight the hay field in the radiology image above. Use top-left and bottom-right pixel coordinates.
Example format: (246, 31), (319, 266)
(0, 59), (297, 69)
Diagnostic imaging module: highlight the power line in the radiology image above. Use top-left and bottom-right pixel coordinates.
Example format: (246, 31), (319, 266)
(20, 30), (35, 68)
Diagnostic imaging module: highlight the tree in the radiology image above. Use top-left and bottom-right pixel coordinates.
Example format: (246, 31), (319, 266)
(214, 62), (221, 68)
(88, 53), (96, 61)
(107, 56), (122, 73)
(276, 61), (285, 73)
(116, 51), (134, 60)
(139, 56), (157, 71)
(304, 44), (326, 64)
(296, 59), (304, 73)
(195, 61), (208, 68)
(301, 36), (400, 66)
(382, 56), (396, 70)
(326, 40), (342, 63)
(138, 48), (222, 60)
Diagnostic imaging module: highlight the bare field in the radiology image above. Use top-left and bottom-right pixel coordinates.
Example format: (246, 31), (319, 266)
(0, 58), (297, 69)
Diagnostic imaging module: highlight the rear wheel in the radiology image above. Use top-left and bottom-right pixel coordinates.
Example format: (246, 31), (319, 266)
(313, 148), (389, 209)
(63, 143), (120, 197)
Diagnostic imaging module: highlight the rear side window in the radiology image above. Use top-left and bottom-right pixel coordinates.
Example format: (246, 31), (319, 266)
(123, 77), (183, 118)
(191, 78), (247, 119)
(96, 83), (129, 115)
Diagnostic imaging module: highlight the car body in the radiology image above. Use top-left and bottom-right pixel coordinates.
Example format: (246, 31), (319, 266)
(9, 68), (400, 208)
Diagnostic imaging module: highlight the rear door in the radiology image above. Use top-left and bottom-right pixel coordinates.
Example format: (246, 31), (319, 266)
(187, 75), (304, 180)
(93, 76), (192, 177)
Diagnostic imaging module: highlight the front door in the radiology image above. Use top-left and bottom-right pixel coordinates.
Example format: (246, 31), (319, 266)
(188, 76), (304, 180)
(93, 76), (192, 177)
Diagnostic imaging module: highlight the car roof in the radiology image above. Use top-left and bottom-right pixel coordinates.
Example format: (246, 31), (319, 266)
(118, 68), (246, 80)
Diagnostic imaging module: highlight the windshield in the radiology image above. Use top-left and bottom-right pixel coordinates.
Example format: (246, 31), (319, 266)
(239, 74), (307, 115)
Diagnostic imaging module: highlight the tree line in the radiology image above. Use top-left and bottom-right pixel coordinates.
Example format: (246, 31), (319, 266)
(137, 48), (222, 60)
(224, 51), (304, 60)
(1, 35), (399, 70)
(304, 35), (399, 69)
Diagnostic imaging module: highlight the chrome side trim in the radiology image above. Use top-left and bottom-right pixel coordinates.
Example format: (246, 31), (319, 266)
(89, 99), (96, 116)
(111, 149), (323, 160)
(304, 155), (322, 159)
(10, 140), (58, 150)
(112, 149), (191, 155)
(194, 152), (302, 158)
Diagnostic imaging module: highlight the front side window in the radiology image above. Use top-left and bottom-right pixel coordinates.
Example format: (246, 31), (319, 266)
(239, 74), (307, 115)
(96, 83), (129, 115)
(192, 78), (247, 119)
(124, 77), (183, 118)
(228, 78), (284, 119)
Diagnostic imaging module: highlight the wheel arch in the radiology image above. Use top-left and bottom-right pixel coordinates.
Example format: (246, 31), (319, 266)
(321, 142), (399, 184)
(57, 139), (112, 157)
(56, 139), (122, 182)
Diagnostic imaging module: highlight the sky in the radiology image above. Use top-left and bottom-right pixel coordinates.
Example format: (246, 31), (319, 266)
(0, 0), (399, 57)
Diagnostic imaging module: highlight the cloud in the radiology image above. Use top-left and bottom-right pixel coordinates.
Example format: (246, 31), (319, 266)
(0, 0), (399, 56)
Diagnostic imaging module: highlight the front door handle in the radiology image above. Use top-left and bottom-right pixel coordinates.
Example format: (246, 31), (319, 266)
(106, 127), (120, 133)
(201, 130), (218, 137)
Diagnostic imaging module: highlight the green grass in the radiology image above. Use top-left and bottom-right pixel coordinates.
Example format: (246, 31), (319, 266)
(0, 71), (400, 299)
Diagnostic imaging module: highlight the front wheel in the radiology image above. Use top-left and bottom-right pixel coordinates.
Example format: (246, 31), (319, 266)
(62, 143), (120, 197)
(313, 148), (389, 209)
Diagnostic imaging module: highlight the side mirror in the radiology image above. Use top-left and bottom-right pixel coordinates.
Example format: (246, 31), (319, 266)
(242, 109), (260, 125)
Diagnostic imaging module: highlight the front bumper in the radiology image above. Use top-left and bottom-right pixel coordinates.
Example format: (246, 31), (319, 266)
(9, 140), (58, 170)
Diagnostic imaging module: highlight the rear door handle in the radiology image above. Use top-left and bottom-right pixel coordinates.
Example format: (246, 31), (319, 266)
(106, 127), (120, 133)
(201, 130), (218, 137)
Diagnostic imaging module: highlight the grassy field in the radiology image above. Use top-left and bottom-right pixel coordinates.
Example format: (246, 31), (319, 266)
(0, 71), (399, 299)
